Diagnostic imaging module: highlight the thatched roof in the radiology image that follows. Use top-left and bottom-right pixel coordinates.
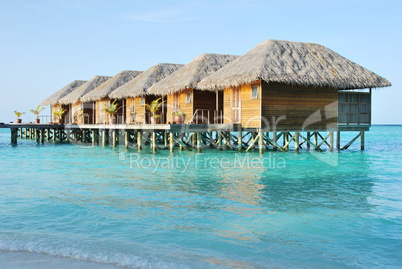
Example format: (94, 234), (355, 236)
(109, 63), (183, 99)
(58, 75), (112, 105)
(41, 80), (87, 106)
(197, 39), (391, 91)
(80, 70), (142, 102)
(147, 53), (239, 95)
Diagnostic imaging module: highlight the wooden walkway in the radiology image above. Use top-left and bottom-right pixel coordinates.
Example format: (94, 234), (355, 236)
(0, 123), (368, 153)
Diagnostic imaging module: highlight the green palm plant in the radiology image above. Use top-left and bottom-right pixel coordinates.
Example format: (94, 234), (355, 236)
(30, 105), (44, 123)
(53, 107), (66, 123)
(14, 111), (25, 119)
(144, 98), (164, 124)
(103, 100), (121, 123)
(14, 111), (25, 123)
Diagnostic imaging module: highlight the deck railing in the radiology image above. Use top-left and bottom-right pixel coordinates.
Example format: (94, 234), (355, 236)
(188, 109), (223, 124)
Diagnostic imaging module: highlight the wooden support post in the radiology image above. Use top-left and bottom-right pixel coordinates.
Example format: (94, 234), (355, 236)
(217, 131), (222, 150)
(337, 131), (341, 150)
(36, 130), (40, 143)
(295, 132), (299, 153)
(41, 129), (45, 144)
(112, 130), (116, 147)
(169, 132), (174, 153)
(197, 132), (202, 153)
(92, 130), (95, 146)
(272, 131), (277, 151)
(314, 132), (318, 148)
(137, 131), (142, 150)
(164, 130), (168, 148)
(360, 131), (365, 150)
(124, 130), (129, 149)
(259, 131), (264, 154)
(306, 132), (311, 151)
(191, 132), (196, 147)
(329, 131), (334, 152)
(152, 132), (156, 153)
(238, 130), (242, 152)
(11, 129), (17, 145)
(102, 130), (106, 147)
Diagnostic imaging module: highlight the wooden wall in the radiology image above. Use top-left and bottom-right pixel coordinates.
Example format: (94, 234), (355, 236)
(125, 97), (147, 123)
(261, 82), (338, 130)
(96, 99), (107, 124)
(223, 81), (262, 128)
(166, 89), (194, 123)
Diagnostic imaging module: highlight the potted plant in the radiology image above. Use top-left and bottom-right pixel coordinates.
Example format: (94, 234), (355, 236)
(72, 109), (83, 125)
(145, 97), (164, 124)
(53, 107), (66, 124)
(103, 100), (120, 124)
(30, 105), (44, 123)
(14, 111), (25, 123)
(173, 110), (186, 124)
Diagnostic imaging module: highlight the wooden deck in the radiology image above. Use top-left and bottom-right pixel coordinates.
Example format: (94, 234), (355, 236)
(1, 123), (368, 152)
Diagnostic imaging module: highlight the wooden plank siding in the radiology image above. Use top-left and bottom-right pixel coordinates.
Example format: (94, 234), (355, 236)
(261, 82), (338, 130)
(223, 81), (262, 128)
(166, 89), (194, 123)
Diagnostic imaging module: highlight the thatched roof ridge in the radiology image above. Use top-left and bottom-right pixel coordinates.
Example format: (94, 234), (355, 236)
(197, 39), (391, 91)
(58, 75), (112, 105)
(41, 80), (87, 106)
(109, 63), (183, 99)
(147, 53), (239, 95)
(80, 70), (143, 102)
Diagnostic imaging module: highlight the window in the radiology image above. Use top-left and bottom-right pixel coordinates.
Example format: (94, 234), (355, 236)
(251, 85), (259, 99)
(186, 92), (192, 104)
(140, 97), (145, 106)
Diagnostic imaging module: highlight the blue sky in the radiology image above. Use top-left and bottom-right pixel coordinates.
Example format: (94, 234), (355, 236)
(1, 0), (401, 124)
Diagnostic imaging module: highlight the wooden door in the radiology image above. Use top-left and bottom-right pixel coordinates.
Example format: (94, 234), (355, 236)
(231, 88), (241, 123)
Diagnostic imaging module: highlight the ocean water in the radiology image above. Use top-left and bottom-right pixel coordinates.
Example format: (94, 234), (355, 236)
(0, 126), (401, 268)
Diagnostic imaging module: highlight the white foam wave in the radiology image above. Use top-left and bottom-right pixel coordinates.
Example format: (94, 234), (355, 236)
(0, 239), (191, 269)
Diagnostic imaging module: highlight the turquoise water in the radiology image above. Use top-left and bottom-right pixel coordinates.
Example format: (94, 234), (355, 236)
(0, 126), (401, 268)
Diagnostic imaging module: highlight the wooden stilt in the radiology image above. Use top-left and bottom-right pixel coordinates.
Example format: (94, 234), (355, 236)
(314, 132), (318, 148)
(197, 132), (202, 152)
(360, 131), (365, 150)
(92, 130), (95, 146)
(217, 131), (222, 150)
(41, 129), (45, 144)
(238, 130), (242, 151)
(112, 130), (116, 147)
(11, 129), (18, 145)
(152, 132), (156, 153)
(124, 130), (129, 148)
(337, 131), (341, 150)
(306, 132), (311, 151)
(259, 131), (264, 154)
(137, 131), (142, 150)
(102, 130), (106, 147)
(169, 132), (174, 153)
(295, 132), (299, 152)
(329, 131), (334, 152)
(164, 130), (168, 148)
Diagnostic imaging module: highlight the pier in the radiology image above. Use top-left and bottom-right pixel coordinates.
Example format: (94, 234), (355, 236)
(1, 123), (368, 153)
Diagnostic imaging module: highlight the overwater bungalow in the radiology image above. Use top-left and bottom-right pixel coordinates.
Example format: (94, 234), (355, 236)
(80, 70), (143, 124)
(147, 53), (238, 124)
(58, 76), (112, 124)
(109, 63), (183, 124)
(25, 39), (391, 152)
(41, 80), (87, 123)
(197, 39), (391, 130)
